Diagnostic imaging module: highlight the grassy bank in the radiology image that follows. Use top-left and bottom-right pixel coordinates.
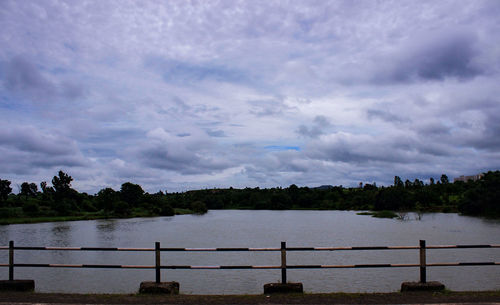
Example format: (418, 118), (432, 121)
(0, 208), (195, 225)
(0, 214), (109, 225)
(0, 207), (481, 225)
(357, 210), (399, 218)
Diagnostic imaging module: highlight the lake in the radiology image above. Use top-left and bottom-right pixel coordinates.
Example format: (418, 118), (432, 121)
(1, 210), (499, 294)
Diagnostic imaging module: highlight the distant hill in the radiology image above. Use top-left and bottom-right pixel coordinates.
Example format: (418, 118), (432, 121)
(313, 185), (334, 190)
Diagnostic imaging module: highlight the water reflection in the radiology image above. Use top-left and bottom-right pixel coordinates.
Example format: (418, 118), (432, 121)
(96, 220), (117, 233)
(96, 220), (117, 242)
(51, 224), (71, 234)
(51, 224), (71, 246)
(162, 216), (174, 222)
(395, 212), (424, 221)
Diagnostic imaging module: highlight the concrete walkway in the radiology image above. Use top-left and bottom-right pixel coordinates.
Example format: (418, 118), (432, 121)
(1, 291), (499, 305)
(0, 302), (500, 305)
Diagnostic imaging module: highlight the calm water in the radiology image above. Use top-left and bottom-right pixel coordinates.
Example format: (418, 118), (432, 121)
(0, 210), (499, 294)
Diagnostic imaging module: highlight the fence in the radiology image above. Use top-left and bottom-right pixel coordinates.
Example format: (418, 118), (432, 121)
(1, 240), (499, 290)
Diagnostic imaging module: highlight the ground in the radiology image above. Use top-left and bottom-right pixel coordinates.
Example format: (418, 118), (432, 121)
(0, 291), (499, 304)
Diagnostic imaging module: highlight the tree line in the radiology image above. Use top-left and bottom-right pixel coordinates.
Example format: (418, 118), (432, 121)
(0, 170), (499, 221)
(0, 171), (206, 220)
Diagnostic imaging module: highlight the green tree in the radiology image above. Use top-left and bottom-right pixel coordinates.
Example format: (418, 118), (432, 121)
(22, 200), (40, 216)
(52, 198), (76, 215)
(120, 182), (144, 206)
(374, 187), (411, 210)
(0, 179), (12, 205)
(190, 200), (208, 214)
(413, 179), (423, 188)
(52, 170), (73, 193)
(394, 176), (404, 188)
(20, 182), (38, 199)
(440, 174), (449, 184)
(113, 200), (131, 216)
(287, 184), (300, 207)
(459, 171), (500, 217)
(96, 188), (120, 212)
(414, 187), (441, 209)
(51, 171), (79, 215)
(39, 181), (55, 206)
(40, 181), (50, 193)
(404, 179), (412, 188)
(269, 192), (291, 210)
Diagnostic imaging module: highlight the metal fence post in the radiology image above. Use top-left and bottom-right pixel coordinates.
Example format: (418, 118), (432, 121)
(281, 241), (287, 284)
(9, 240), (14, 281)
(419, 240), (426, 283)
(155, 242), (161, 283)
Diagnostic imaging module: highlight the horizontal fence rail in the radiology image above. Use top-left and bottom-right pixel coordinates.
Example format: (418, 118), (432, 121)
(1, 240), (499, 286)
(0, 246), (155, 251)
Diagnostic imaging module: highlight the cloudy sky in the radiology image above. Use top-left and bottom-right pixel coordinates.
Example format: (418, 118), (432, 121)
(1, 0), (500, 194)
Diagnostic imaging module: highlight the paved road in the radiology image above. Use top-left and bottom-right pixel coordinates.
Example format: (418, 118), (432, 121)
(0, 302), (500, 305)
(1, 291), (500, 305)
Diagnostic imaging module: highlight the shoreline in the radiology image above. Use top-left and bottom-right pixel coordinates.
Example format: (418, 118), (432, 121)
(1, 208), (491, 226)
(0, 208), (195, 225)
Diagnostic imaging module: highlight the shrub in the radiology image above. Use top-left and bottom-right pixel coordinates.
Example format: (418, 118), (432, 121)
(190, 201), (208, 214)
(372, 210), (398, 218)
(160, 203), (175, 216)
(22, 200), (40, 216)
(0, 207), (21, 218)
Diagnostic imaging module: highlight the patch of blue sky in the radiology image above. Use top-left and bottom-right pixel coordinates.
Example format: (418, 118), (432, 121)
(206, 129), (226, 137)
(82, 147), (118, 158)
(97, 55), (120, 68)
(0, 60), (4, 78)
(0, 94), (32, 112)
(49, 67), (71, 74)
(264, 145), (301, 151)
(83, 128), (144, 144)
(164, 63), (247, 84)
(63, 42), (78, 52)
(144, 56), (249, 84)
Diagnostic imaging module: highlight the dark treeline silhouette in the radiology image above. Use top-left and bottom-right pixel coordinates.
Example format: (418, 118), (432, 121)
(0, 170), (499, 221)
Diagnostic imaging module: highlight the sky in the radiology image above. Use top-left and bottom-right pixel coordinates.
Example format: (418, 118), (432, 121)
(1, 0), (500, 194)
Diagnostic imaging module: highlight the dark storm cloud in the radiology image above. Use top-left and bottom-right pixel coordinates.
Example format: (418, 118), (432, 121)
(248, 99), (291, 117)
(297, 125), (322, 138)
(411, 34), (479, 80)
(0, 126), (87, 174)
(313, 115), (330, 126)
(417, 144), (451, 157)
(0, 126), (76, 155)
(366, 109), (408, 124)
(306, 132), (454, 165)
(31, 154), (87, 167)
(171, 96), (191, 113)
(139, 145), (231, 175)
(307, 134), (392, 164)
(463, 112), (500, 150)
(0, 149), (37, 175)
(297, 115), (332, 138)
(206, 129), (226, 137)
(376, 30), (483, 83)
(61, 80), (87, 100)
(416, 122), (452, 137)
(2, 56), (86, 102)
(3, 56), (57, 100)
